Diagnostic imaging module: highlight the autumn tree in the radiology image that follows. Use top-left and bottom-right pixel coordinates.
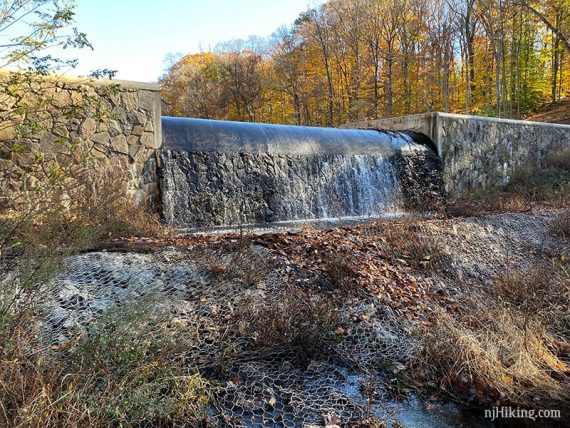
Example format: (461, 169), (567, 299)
(162, 0), (570, 124)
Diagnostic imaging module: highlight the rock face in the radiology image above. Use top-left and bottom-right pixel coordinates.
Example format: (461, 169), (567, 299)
(161, 152), (394, 227)
(159, 150), (442, 228)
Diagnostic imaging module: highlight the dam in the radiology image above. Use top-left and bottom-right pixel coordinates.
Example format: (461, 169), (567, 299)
(159, 117), (443, 229)
(4, 77), (567, 230)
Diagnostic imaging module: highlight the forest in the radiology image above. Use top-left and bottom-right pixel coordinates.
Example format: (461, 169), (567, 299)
(161, 0), (570, 126)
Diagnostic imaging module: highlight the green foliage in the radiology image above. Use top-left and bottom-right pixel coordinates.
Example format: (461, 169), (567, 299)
(0, 0), (91, 72)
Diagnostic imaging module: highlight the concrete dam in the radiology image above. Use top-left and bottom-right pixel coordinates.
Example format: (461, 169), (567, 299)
(159, 117), (443, 229)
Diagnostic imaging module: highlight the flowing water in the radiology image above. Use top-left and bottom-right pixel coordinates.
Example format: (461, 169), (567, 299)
(159, 117), (439, 229)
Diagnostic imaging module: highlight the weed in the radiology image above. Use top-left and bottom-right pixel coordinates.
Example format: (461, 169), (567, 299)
(492, 265), (570, 339)
(237, 288), (340, 364)
(223, 236), (270, 288)
(382, 222), (449, 272)
(549, 210), (570, 239)
(319, 251), (359, 291)
(545, 147), (570, 172)
(414, 295), (570, 411)
(0, 299), (215, 427)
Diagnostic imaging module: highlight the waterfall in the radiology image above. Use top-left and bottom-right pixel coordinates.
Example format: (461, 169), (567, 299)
(159, 117), (442, 229)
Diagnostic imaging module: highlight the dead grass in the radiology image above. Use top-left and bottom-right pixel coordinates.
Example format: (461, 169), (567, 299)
(0, 299), (215, 427)
(549, 210), (570, 239)
(492, 264), (570, 340)
(416, 298), (570, 410)
(545, 147), (570, 172)
(237, 288), (340, 364)
(414, 262), (570, 411)
(203, 235), (271, 288)
(0, 162), (174, 427)
(381, 222), (450, 272)
(446, 190), (534, 217)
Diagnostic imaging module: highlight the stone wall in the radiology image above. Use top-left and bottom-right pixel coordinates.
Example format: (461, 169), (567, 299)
(159, 149), (442, 229)
(0, 72), (161, 209)
(343, 112), (570, 193)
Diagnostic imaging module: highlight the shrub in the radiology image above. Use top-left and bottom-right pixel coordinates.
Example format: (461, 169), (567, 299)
(319, 251), (359, 291)
(550, 210), (570, 239)
(446, 188), (533, 217)
(413, 263), (570, 412)
(0, 162), (172, 427)
(545, 147), (570, 172)
(1, 164), (167, 348)
(207, 235), (271, 288)
(492, 265), (570, 339)
(381, 222), (449, 272)
(238, 288), (340, 364)
(0, 299), (215, 427)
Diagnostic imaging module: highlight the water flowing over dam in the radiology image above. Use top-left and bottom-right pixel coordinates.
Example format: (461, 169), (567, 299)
(159, 117), (443, 229)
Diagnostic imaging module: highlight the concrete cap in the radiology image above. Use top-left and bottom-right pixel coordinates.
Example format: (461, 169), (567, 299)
(161, 117), (426, 155)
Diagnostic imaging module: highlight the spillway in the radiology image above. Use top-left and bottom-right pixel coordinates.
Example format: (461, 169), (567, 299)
(159, 117), (442, 229)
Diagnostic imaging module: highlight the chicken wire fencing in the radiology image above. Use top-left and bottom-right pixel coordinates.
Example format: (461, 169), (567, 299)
(38, 241), (434, 427)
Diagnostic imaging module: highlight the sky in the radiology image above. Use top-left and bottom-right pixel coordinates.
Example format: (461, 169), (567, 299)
(64, 0), (321, 83)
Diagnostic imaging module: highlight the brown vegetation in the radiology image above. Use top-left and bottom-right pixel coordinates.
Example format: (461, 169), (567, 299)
(413, 261), (570, 412)
(417, 300), (570, 411)
(381, 222), (450, 272)
(447, 152), (570, 217)
(550, 210), (570, 239)
(0, 156), (171, 426)
(237, 288), (340, 364)
(0, 299), (213, 427)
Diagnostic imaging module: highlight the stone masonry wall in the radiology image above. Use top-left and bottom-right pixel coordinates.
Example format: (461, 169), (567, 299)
(0, 72), (161, 209)
(343, 112), (570, 193)
(159, 149), (442, 229)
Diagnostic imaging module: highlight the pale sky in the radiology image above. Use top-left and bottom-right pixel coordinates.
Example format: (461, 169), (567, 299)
(64, 0), (321, 83)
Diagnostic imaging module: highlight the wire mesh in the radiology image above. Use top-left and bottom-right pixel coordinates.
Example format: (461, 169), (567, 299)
(40, 241), (431, 427)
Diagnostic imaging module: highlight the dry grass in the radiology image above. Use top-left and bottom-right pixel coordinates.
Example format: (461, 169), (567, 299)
(237, 288), (340, 364)
(0, 300), (215, 427)
(550, 210), (570, 239)
(446, 190), (534, 217)
(0, 161), (175, 427)
(414, 262), (570, 411)
(492, 265), (570, 340)
(545, 147), (570, 171)
(417, 299), (570, 410)
(202, 235), (271, 288)
(381, 222), (450, 272)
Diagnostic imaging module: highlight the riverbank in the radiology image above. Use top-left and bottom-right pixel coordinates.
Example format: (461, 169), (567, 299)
(31, 209), (568, 427)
